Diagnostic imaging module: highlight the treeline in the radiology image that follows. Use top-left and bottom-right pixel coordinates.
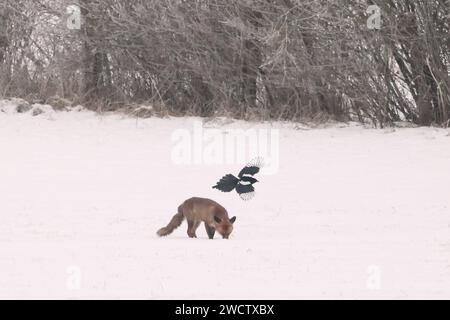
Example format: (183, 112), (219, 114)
(0, 0), (449, 126)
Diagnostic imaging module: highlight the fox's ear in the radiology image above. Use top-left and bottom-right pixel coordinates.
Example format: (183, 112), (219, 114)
(230, 216), (236, 224)
(214, 216), (222, 224)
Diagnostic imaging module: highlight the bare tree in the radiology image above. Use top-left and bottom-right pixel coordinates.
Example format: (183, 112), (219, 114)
(0, 0), (448, 126)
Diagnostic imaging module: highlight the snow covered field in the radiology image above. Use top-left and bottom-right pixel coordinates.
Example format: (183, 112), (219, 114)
(0, 105), (449, 299)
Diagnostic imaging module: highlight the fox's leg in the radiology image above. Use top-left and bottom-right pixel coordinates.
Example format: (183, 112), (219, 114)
(205, 223), (216, 239)
(192, 221), (201, 237)
(187, 220), (199, 238)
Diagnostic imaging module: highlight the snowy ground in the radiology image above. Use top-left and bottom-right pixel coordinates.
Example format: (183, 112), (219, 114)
(0, 103), (449, 299)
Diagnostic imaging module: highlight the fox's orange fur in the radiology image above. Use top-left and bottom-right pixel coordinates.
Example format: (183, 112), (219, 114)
(157, 197), (236, 239)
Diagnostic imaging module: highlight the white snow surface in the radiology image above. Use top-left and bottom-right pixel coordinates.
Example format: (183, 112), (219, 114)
(0, 104), (449, 299)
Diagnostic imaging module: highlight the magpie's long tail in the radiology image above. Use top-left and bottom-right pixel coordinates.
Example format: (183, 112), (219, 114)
(212, 174), (240, 192)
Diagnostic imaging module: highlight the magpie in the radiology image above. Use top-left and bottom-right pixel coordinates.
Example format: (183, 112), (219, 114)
(212, 158), (263, 200)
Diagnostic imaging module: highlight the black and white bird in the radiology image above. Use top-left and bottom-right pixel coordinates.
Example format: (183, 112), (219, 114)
(212, 158), (263, 200)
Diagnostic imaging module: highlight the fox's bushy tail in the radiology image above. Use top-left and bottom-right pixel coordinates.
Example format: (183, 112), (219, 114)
(157, 209), (184, 237)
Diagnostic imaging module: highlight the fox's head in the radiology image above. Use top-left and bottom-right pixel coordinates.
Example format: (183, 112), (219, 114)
(214, 216), (236, 239)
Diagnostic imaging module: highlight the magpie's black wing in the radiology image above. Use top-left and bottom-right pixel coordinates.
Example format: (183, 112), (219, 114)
(235, 182), (254, 195)
(238, 157), (263, 178)
(212, 174), (239, 192)
(236, 183), (255, 201)
(238, 165), (260, 178)
(240, 176), (258, 184)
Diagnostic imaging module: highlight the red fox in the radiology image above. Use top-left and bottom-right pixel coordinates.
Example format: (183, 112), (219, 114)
(157, 197), (236, 239)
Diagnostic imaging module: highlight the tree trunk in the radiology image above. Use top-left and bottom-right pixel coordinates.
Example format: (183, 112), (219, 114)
(81, 0), (109, 104)
(0, 6), (9, 63)
(242, 38), (261, 107)
(240, 5), (263, 110)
